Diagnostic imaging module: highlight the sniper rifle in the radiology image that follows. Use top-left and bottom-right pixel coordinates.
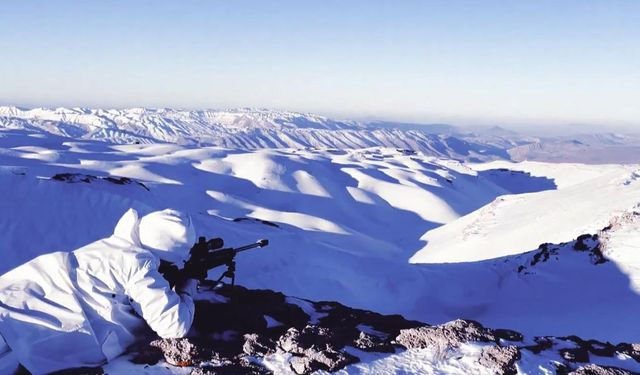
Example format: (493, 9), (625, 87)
(160, 236), (269, 289)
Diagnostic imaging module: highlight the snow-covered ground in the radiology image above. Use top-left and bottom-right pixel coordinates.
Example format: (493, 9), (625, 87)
(2, 127), (640, 372)
(411, 160), (640, 263)
(0, 130), (514, 313)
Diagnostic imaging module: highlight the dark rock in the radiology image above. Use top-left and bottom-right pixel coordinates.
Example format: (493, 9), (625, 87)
(363, 310), (423, 335)
(278, 325), (333, 354)
(122, 284), (640, 375)
(494, 329), (524, 342)
(314, 302), (362, 330)
(315, 300), (423, 339)
(277, 325), (360, 374)
(103, 176), (132, 185)
(277, 327), (306, 354)
(50, 172), (149, 190)
(167, 286), (424, 374)
(477, 345), (521, 375)
(590, 245), (608, 265)
(208, 286), (310, 332)
(129, 342), (164, 365)
(353, 331), (395, 353)
(395, 319), (496, 350)
(560, 347), (590, 363)
(562, 335), (587, 345)
(289, 347), (359, 375)
(615, 343), (640, 362)
(310, 303), (362, 348)
(242, 333), (276, 356)
(523, 336), (554, 354)
(194, 298), (268, 336)
(531, 244), (553, 266)
(585, 339), (617, 357)
(556, 362), (574, 375)
(559, 335), (616, 358)
(574, 234), (593, 251)
(52, 173), (96, 183)
(150, 338), (201, 367)
(569, 364), (636, 375)
(233, 217), (280, 228)
(103, 176), (150, 190)
(396, 148), (416, 155)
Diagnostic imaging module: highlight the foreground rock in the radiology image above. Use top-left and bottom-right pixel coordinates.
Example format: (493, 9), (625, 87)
(478, 346), (521, 375)
(56, 285), (640, 374)
(395, 319), (498, 349)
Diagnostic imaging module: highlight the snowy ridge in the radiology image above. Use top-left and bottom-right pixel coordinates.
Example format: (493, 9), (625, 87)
(2, 130), (640, 368)
(0, 130), (640, 374)
(0, 106), (508, 161)
(103, 286), (640, 374)
(411, 161), (640, 263)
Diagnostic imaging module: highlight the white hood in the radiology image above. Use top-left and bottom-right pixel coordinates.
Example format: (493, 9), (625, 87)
(138, 209), (196, 264)
(112, 208), (141, 245)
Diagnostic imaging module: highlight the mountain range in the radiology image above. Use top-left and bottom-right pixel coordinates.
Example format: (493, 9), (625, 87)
(3, 106), (640, 164)
(0, 106), (510, 161)
(1, 107), (640, 373)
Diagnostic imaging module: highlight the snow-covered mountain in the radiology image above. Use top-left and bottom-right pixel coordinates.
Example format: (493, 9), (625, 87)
(0, 106), (510, 161)
(2, 115), (640, 374)
(5, 106), (640, 165)
(2, 127), (640, 372)
(2, 128), (640, 344)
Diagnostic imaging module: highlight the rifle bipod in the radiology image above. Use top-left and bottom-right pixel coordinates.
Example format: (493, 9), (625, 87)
(199, 260), (237, 291)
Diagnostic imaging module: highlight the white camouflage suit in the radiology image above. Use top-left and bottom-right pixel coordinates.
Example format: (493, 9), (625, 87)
(0, 209), (198, 374)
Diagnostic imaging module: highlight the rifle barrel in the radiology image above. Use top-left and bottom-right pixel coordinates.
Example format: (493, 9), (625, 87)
(228, 239), (269, 253)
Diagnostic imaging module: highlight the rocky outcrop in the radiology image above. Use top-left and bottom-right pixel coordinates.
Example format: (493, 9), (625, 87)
(518, 232), (608, 274)
(477, 345), (521, 375)
(567, 364), (636, 375)
(50, 173), (149, 190)
(353, 331), (395, 353)
(598, 211), (640, 257)
(149, 338), (201, 366)
(128, 285), (424, 374)
(516, 211), (640, 275)
(395, 319), (497, 349)
(58, 285), (640, 375)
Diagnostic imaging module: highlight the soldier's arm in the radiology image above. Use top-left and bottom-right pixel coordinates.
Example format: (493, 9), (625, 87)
(125, 258), (196, 338)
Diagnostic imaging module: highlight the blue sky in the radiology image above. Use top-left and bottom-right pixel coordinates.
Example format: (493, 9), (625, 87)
(0, 1), (638, 127)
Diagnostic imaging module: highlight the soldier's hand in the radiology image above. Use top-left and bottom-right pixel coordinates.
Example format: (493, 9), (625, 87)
(182, 260), (208, 281)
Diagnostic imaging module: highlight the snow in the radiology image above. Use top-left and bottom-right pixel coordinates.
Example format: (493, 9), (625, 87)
(104, 357), (193, 374)
(602, 214), (640, 293)
(259, 344), (494, 375)
(0, 131), (529, 316)
(411, 161), (640, 263)
(337, 345), (492, 375)
(2, 128), (640, 372)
